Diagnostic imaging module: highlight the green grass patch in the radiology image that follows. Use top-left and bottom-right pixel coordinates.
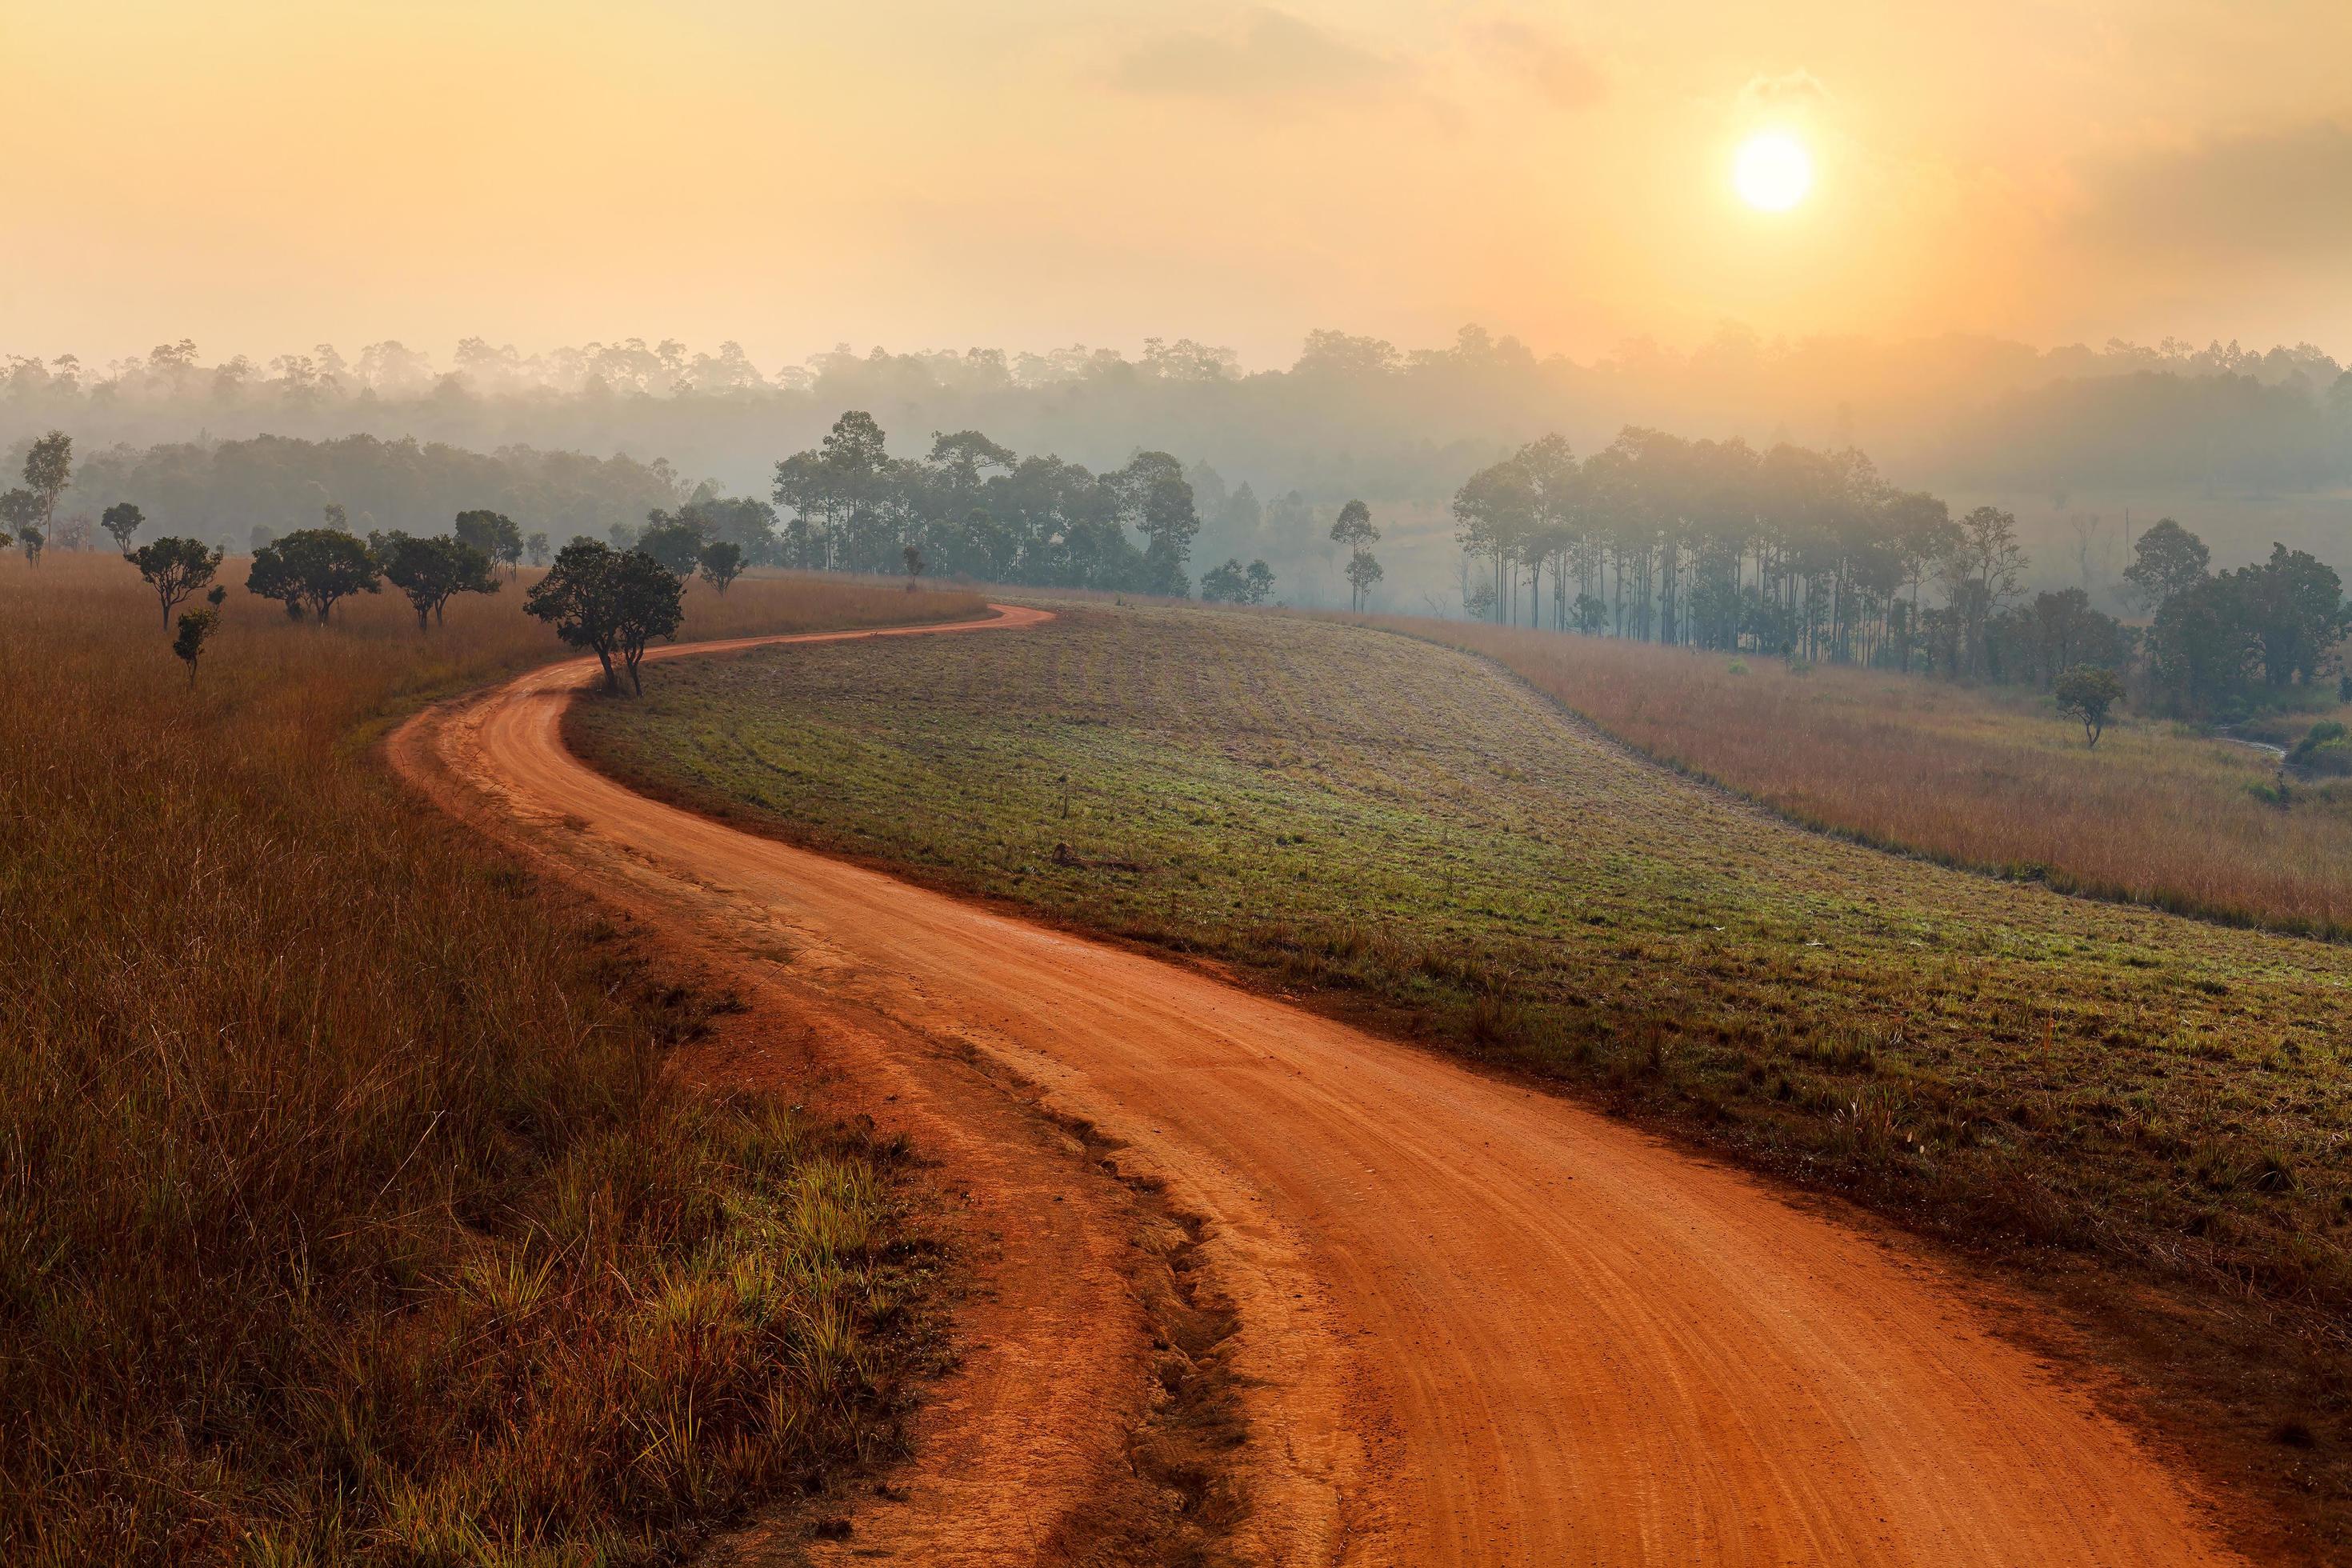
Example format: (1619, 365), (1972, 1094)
(574, 602), (2352, 1544)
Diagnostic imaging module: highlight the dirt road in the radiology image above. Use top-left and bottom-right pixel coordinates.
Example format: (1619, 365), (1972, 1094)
(396, 607), (2247, 1566)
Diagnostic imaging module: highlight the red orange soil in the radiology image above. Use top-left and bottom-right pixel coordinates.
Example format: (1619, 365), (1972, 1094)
(391, 606), (2250, 1566)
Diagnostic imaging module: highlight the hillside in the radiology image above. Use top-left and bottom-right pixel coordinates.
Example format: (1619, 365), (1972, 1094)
(571, 602), (2352, 1550)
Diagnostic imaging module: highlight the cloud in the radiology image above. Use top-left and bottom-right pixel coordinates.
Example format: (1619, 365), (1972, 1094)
(1470, 18), (1606, 111)
(2070, 122), (2352, 259)
(1734, 70), (1832, 119)
(1112, 8), (1402, 101)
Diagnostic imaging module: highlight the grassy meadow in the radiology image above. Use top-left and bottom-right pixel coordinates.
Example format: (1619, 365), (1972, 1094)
(573, 602), (2352, 1548)
(0, 553), (982, 1565)
(1391, 618), (2352, 938)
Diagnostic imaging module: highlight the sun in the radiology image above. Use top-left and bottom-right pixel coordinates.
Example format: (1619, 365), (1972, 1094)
(1733, 131), (1813, 212)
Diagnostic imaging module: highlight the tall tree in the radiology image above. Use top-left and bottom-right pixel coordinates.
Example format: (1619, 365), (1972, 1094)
(523, 541), (685, 694)
(1330, 499), (1381, 610)
(247, 528), (380, 622)
(2122, 518), (2210, 611)
(1941, 506), (2026, 676)
(22, 431), (70, 542)
(128, 537), (226, 626)
(698, 539), (745, 594)
(453, 509), (523, 577)
(1451, 460), (1535, 622)
(1117, 450), (1199, 597)
(372, 531), (498, 627)
(2230, 543), (2350, 687)
(101, 502), (146, 554)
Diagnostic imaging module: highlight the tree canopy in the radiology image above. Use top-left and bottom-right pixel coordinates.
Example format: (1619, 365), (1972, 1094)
(762, 412), (1202, 594)
(372, 531), (499, 628)
(1200, 558), (1277, 605)
(246, 528), (380, 622)
(2053, 665), (2126, 748)
(101, 502), (145, 552)
(128, 536), (225, 626)
(522, 541), (684, 694)
(452, 509), (522, 575)
(697, 539), (745, 594)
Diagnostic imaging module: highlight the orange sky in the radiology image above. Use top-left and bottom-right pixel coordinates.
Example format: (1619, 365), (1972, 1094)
(9, 1), (2350, 370)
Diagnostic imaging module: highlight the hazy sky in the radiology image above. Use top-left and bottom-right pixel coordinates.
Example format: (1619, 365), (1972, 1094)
(10, 0), (2350, 370)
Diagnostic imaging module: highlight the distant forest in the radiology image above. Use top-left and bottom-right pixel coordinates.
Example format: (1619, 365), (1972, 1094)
(1446, 430), (2342, 717)
(63, 436), (681, 553)
(10, 326), (2350, 614)
(6, 328), (2348, 508)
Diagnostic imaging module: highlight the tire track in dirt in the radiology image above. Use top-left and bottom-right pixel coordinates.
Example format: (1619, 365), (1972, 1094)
(394, 606), (2250, 1566)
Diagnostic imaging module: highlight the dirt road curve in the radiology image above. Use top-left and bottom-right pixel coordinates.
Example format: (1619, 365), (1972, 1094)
(396, 606), (2246, 1566)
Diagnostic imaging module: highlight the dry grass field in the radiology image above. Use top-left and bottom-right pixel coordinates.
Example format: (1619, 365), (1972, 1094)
(0, 553), (982, 1565)
(574, 602), (2352, 1553)
(1391, 618), (2352, 938)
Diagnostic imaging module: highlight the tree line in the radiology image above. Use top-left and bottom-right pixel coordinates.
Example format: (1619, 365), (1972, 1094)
(1453, 427), (2350, 717)
(610, 411), (1283, 602)
(112, 515), (694, 696)
(42, 434), (683, 555)
(0, 429), (703, 696)
(13, 330), (2347, 538)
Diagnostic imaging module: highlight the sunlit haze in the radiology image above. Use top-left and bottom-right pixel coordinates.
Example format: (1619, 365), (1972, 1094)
(1734, 133), (1813, 211)
(10, 0), (2352, 368)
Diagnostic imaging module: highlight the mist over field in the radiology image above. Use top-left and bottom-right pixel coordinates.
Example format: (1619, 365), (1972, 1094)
(9, 326), (2350, 611)
(14, 1), (2352, 1562)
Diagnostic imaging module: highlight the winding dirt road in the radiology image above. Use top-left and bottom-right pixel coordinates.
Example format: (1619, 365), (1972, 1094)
(395, 606), (2248, 1566)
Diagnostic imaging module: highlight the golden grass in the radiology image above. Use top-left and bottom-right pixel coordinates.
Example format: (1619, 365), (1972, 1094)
(1382, 618), (2352, 937)
(0, 554), (982, 1565)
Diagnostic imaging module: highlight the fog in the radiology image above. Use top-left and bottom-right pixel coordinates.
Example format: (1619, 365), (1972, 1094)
(8, 325), (2349, 610)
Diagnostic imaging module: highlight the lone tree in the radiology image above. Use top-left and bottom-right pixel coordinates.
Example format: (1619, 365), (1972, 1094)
(373, 531), (498, 628)
(171, 587), (228, 687)
(22, 431), (71, 543)
(525, 530), (550, 567)
(523, 541), (685, 694)
(453, 509), (524, 577)
(248, 528), (381, 622)
(1330, 498), (1382, 610)
(2054, 664), (2126, 749)
(102, 502), (146, 553)
(129, 536), (226, 626)
(698, 539), (745, 594)
(902, 542), (924, 586)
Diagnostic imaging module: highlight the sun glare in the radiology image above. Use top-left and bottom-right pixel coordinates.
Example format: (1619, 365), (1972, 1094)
(1733, 131), (1813, 212)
